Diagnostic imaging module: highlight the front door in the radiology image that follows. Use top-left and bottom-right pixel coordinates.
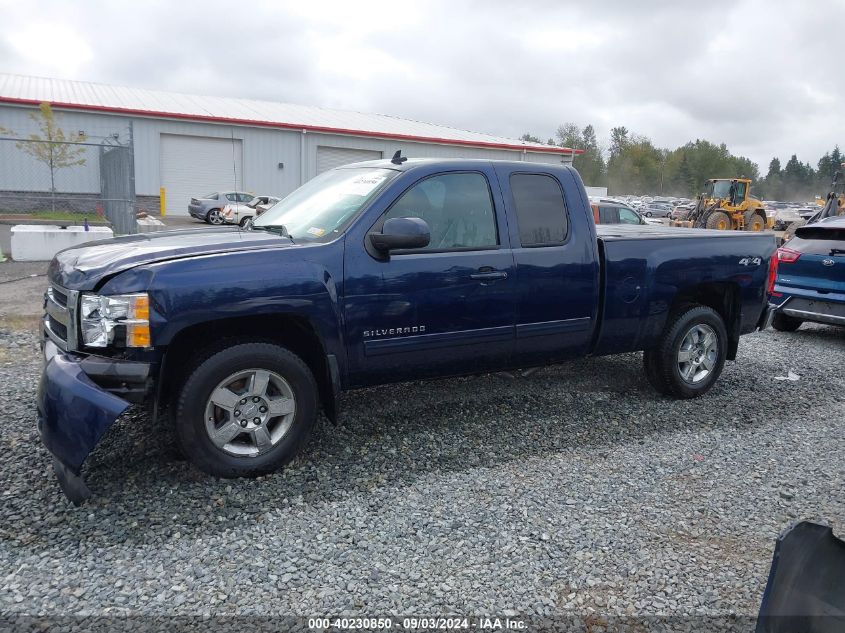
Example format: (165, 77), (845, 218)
(343, 169), (517, 386)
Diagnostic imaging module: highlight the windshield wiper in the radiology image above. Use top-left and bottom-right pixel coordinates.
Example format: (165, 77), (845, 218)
(251, 224), (295, 242)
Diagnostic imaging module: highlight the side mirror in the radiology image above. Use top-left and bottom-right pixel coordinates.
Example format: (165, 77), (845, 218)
(368, 217), (430, 253)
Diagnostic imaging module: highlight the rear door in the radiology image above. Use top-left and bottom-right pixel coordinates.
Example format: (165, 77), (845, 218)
(343, 167), (517, 385)
(494, 166), (600, 366)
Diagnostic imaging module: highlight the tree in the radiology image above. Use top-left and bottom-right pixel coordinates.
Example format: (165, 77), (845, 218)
(576, 124), (606, 186)
(609, 126), (629, 159)
(677, 153), (696, 195)
(15, 102), (87, 212)
(781, 154), (815, 200)
(607, 133), (662, 194)
(555, 123), (582, 150)
(520, 133), (542, 143)
(816, 146), (843, 192)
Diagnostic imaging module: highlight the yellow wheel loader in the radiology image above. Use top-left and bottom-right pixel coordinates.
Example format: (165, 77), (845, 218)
(672, 178), (773, 231)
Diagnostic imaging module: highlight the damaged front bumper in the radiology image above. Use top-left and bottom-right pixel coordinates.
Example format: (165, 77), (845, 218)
(37, 340), (150, 504)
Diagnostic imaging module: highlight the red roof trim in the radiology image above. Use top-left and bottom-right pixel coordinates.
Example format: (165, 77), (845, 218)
(0, 96), (583, 155)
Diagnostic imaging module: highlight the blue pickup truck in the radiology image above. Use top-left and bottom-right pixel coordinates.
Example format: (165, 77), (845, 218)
(38, 158), (776, 502)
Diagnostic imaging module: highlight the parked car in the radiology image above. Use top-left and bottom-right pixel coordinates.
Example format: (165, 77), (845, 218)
(188, 191), (255, 224)
(222, 195), (281, 227)
(591, 200), (648, 225)
(642, 203), (672, 218)
(38, 158), (775, 502)
(768, 217), (845, 331)
(671, 203), (696, 220)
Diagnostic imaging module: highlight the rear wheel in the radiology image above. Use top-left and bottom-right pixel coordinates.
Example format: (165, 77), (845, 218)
(744, 210), (766, 231)
(175, 342), (318, 478)
(705, 211), (732, 231)
(772, 312), (802, 332)
(645, 211), (653, 217)
(206, 209), (224, 225)
(643, 305), (727, 399)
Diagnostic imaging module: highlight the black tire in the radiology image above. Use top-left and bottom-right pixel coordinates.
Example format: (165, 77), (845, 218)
(744, 210), (766, 231)
(643, 305), (728, 399)
(239, 216), (253, 229)
(206, 209), (224, 225)
(645, 211), (653, 217)
(772, 312), (802, 332)
(705, 211), (732, 230)
(175, 342), (318, 478)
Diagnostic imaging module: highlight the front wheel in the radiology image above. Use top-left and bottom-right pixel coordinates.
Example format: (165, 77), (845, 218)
(175, 342), (318, 478)
(643, 305), (727, 399)
(239, 216), (253, 229)
(645, 211), (653, 217)
(705, 211), (732, 231)
(744, 210), (766, 231)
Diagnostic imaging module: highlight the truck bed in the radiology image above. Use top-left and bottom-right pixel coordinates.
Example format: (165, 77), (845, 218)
(591, 225), (777, 356)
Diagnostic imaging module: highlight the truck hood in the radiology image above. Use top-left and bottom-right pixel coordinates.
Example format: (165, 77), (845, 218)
(48, 228), (291, 290)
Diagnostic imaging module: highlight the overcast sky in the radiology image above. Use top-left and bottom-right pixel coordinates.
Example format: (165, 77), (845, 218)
(2, 0), (842, 170)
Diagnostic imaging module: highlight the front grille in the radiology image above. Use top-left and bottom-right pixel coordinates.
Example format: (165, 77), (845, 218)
(51, 286), (68, 308)
(46, 315), (68, 341)
(43, 284), (79, 351)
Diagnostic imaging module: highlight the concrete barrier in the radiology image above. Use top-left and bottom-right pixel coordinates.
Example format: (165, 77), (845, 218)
(11, 225), (113, 262)
(137, 216), (167, 233)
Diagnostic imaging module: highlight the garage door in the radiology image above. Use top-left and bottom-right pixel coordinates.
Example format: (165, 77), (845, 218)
(160, 134), (243, 216)
(316, 146), (382, 174)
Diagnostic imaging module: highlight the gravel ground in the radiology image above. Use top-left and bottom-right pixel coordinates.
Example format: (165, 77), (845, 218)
(0, 320), (843, 626)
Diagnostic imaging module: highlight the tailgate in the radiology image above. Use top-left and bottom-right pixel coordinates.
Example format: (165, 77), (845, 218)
(778, 225), (845, 294)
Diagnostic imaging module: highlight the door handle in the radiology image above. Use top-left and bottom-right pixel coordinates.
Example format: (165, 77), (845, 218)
(470, 270), (508, 281)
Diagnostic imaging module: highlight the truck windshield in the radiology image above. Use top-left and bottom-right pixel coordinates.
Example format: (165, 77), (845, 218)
(254, 168), (396, 241)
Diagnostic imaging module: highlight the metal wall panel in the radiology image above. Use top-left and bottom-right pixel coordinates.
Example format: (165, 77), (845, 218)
(160, 134), (243, 216)
(132, 118), (301, 198)
(316, 146), (383, 174)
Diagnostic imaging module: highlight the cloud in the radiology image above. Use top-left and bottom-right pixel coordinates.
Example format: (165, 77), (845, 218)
(1, 0), (842, 169)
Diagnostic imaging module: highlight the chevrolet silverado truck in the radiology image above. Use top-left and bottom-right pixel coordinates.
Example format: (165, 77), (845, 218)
(38, 158), (777, 503)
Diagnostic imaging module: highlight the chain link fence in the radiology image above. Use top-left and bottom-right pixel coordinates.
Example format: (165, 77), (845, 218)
(0, 120), (137, 234)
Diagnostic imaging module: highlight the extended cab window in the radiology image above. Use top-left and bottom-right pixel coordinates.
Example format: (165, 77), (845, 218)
(510, 174), (568, 246)
(383, 172), (498, 250)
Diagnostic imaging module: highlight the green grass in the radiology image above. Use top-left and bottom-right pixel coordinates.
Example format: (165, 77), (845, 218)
(0, 210), (108, 222)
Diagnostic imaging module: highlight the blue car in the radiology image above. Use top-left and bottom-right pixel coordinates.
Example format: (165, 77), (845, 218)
(769, 217), (845, 331)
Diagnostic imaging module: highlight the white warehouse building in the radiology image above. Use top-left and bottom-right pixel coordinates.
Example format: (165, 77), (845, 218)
(0, 74), (577, 218)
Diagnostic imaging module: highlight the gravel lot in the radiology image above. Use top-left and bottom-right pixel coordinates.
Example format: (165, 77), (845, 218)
(0, 304), (843, 625)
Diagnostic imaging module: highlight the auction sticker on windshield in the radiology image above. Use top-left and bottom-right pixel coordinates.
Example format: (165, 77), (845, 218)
(339, 173), (388, 197)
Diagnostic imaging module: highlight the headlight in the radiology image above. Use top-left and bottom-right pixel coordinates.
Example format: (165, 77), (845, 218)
(80, 293), (151, 348)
